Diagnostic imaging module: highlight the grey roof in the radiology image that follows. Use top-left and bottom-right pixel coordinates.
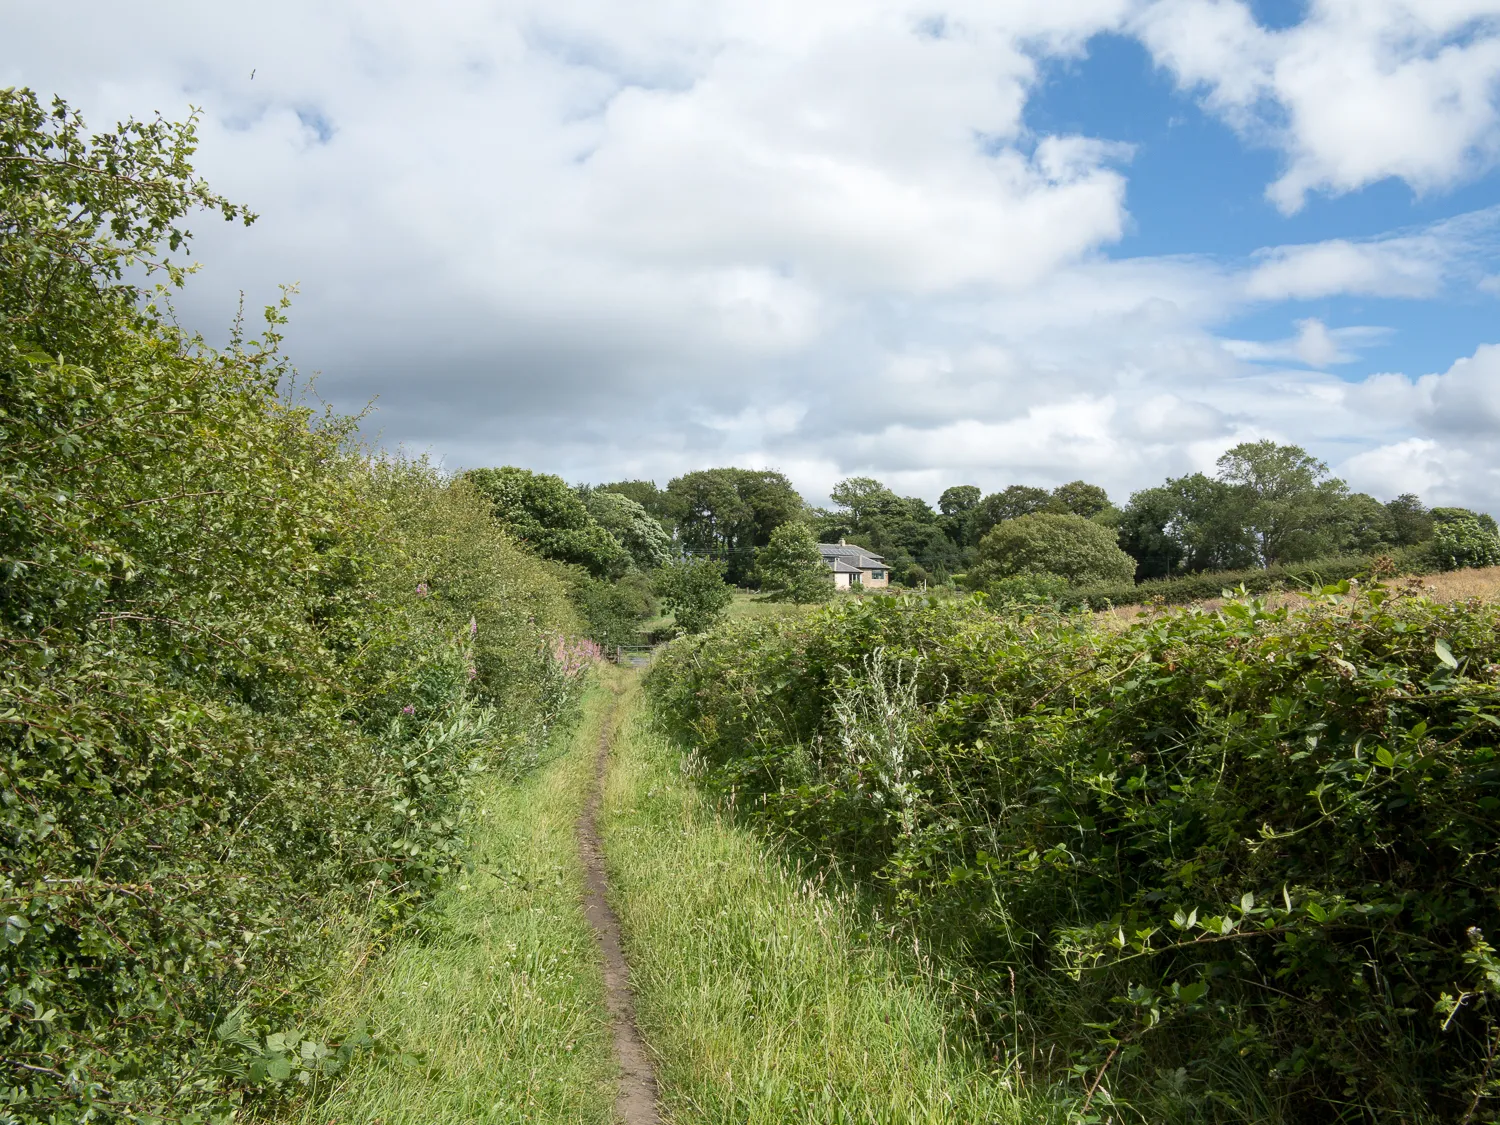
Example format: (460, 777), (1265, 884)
(830, 558), (863, 574)
(818, 543), (887, 569)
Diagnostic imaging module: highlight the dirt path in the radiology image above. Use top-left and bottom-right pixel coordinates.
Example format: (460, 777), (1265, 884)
(578, 699), (661, 1124)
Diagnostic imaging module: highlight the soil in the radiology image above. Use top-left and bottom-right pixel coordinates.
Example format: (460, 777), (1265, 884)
(578, 700), (661, 1124)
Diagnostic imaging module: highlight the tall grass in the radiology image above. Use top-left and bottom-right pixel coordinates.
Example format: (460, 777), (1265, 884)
(276, 685), (621, 1125)
(598, 669), (1057, 1124)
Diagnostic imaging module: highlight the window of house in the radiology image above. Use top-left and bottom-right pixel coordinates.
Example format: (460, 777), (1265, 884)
(870, 569), (884, 580)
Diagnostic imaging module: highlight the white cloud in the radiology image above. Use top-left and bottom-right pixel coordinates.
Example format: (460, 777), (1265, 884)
(1135, 0), (1500, 211)
(1224, 318), (1390, 367)
(3, 0), (1500, 515)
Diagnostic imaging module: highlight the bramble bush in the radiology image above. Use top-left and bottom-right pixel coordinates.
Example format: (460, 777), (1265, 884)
(648, 585), (1500, 1122)
(1, 89), (587, 1122)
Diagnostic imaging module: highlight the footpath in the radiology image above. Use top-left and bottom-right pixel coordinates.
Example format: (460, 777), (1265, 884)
(289, 666), (1036, 1125)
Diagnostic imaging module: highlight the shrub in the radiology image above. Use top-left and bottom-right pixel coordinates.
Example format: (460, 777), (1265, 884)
(648, 588), (1500, 1122)
(1433, 515), (1500, 571)
(758, 522), (834, 604)
(0, 89), (586, 1122)
(652, 557), (733, 634)
(972, 512), (1136, 588)
(1063, 553), (1379, 609)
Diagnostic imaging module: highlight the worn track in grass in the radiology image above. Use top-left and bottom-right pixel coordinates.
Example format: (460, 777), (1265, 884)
(579, 696), (661, 1124)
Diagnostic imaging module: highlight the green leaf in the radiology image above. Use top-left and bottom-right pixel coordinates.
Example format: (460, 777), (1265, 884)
(1435, 638), (1458, 669)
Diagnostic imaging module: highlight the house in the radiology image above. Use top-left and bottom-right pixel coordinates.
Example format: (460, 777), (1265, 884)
(817, 539), (890, 589)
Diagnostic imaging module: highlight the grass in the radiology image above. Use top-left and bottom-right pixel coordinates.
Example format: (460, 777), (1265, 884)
(1094, 564), (1500, 626)
(275, 689), (619, 1125)
(598, 667), (1056, 1125)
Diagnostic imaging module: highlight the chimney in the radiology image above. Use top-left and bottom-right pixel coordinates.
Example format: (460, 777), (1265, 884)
(838, 537), (845, 546)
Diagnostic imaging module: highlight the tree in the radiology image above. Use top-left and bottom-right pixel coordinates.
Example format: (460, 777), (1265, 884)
(596, 478), (671, 526)
(1118, 475), (1256, 578)
(1335, 493), (1396, 554)
(652, 558), (734, 634)
(1433, 507), (1500, 536)
(665, 468), (802, 583)
(972, 485), (1053, 541)
(939, 484), (981, 516)
(758, 522), (833, 603)
(829, 476), (902, 528)
(464, 466), (630, 578)
(583, 489), (673, 570)
(1386, 494), (1435, 546)
(1215, 440), (1349, 565)
(973, 513), (1137, 587)
(1051, 480), (1112, 519)
(573, 571), (657, 647)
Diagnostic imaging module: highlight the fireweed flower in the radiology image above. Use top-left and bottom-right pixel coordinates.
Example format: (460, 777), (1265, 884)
(416, 582), (429, 597)
(401, 704), (415, 715)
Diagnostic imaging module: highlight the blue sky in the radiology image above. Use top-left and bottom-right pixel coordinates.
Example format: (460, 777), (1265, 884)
(1029, 26), (1500, 381)
(3, 0), (1500, 509)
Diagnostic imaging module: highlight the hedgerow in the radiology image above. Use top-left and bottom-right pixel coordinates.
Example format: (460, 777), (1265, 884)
(647, 585), (1500, 1122)
(1, 89), (586, 1122)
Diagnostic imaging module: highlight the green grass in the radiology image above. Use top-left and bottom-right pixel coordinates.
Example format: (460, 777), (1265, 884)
(599, 671), (1056, 1125)
(278, 689), (619, 1125)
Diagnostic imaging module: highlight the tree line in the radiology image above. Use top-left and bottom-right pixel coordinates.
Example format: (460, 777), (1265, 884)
(461, 447), (1498, 632)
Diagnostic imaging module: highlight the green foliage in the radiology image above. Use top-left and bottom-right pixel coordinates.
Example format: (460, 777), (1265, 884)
(574, 571), (658, 647)
(1050, 479), (1112, 519)
(972, 485), (1054, 540)
(464, 466), (630, 579)
(1065, 554), (1381, 610)
(758, 522), (834, 604)
(1387, 492), (1436, 546)
(1433, 515), (1500, 571)
(652, 558), (734, 634)
(938, 484), (981, 517)
(0, 90), (586, 1123)
(648, 588), (1500, 1122)
(583, 488), (673, 570)
(1215, 440), (1351, 564)
(972, 512), (1136, 587)
(1119, 473), (1259, 578)
(1435, 507), (1500, 537)
(820, 478), (963, 584)
(1, 88), (254, 364)
(595, 478), (671, 526)
(665, 468), (803, 584)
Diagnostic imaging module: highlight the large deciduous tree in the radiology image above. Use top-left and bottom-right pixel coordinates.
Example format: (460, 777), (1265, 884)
(665, 468), (802, 583)
(583, 488), (673, 570)
(1214, 440), (1349, 565)
(465, 466), (630, 578)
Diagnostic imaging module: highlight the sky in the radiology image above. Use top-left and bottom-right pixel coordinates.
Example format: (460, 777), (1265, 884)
(5, 0), (1500, 510)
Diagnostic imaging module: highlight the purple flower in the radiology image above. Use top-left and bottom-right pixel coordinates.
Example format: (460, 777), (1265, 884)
(469, 616), (478, 638)
(416, 582), (429, 597)
(401, 704), (415, 715)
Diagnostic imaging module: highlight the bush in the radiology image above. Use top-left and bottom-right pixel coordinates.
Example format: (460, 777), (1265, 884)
(971, 512), (1136, 588)
(0, 89), (588, 1122)
(648, 589), (1500, 1122)
(1433, 515), (1500, 571)
(652, 557), (733, 634)
(1064, 553), (1383, 610)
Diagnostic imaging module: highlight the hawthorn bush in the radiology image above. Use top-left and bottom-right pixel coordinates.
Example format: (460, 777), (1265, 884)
(649, 586), (1500, 1122)
(1, 90), (583, 1122)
